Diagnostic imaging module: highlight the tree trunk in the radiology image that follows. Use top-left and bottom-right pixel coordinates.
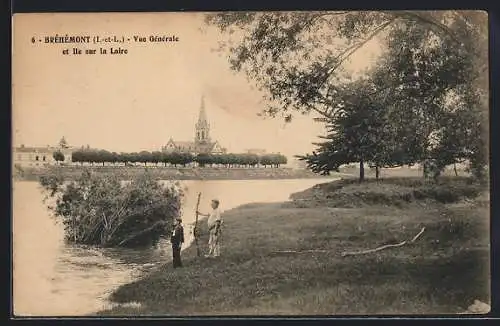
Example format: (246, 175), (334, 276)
(375, 166), (380, 180)
(359, 159), (365, 182)
(73, 215), (77, 242)
(454, 163), (458, 176)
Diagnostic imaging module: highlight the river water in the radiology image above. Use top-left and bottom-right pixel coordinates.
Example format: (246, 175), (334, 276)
(12, 178), (333, 316)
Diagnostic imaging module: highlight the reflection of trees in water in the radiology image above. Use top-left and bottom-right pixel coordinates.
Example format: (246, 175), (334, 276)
(55, 240), (171, 272)
(99, 239), (171, 266)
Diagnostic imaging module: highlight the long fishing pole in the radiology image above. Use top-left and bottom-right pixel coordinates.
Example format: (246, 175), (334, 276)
(194, 192), (202, 257)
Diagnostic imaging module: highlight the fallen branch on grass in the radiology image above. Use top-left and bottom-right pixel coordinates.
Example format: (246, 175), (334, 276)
(271, 227), (426, 257)
(410, 226), (426, 243)
(271, 249), (330, 254)
(340, 240), (408, 257)
(341, 227), (426, 257)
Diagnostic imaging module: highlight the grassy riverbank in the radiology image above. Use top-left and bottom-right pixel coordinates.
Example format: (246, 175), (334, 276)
(13, 165), (331, 181)
(95, 176), (489, 316)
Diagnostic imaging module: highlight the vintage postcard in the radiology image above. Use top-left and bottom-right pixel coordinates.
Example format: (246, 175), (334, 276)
(12, 11), (490, 317)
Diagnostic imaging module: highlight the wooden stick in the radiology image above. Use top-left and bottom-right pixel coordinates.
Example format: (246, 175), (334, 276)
(410, 227), (426, 243)
(341, 241), (407, 257)
(270, 227), (427, 257)
(194, 192), (202, 257)
(341, 227), (426, 257)
(272, 250), (330, 254)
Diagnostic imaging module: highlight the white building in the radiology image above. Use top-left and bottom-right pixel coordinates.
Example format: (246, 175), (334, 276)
(13, 145), (74, 167)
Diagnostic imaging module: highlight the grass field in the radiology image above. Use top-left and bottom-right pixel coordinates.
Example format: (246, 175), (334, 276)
(95, 177), (489, 316)
(13, 165), (329, 181)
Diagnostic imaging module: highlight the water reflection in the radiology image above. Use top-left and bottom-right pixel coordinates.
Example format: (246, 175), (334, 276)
(13, 178), (334, 316)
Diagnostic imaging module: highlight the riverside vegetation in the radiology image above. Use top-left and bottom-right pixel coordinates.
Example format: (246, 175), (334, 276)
(15, 151), (310, 182)
(95, 174), (489, 315)
(17, 165), (324, 182)
(70, 150), (287, 168)
(39, 169), (184, 248)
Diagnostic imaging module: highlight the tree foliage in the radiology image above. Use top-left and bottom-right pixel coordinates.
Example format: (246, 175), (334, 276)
(70, 149), (288, 168)
(205, 11), (488, 182)
(53, 150), (65, 164)
(39, 169), (184, 248)
(297, 78), (403, 181)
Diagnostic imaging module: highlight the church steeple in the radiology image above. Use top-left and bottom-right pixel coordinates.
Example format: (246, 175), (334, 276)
(198, 95), (208, 124)
(195, 95), (210, 143)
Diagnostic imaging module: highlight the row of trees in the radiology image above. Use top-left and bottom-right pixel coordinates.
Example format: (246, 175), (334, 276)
(71, 150), (287, 168)
(206, 11), (488, 182)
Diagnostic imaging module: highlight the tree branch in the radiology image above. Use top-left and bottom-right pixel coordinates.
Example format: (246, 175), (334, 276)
(307, 11), (351, 27)
(394, 11), (463, 45)
(295, 17), (398, 122)
(117, 221), (168, 247)
(271, 228), (426, 256)
(326, 17), (397, 77)
(341, 227), (426, 257)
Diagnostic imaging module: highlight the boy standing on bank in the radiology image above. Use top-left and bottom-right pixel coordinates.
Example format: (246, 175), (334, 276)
(170, 217), (184, 268)
(197, 199), (223, 258)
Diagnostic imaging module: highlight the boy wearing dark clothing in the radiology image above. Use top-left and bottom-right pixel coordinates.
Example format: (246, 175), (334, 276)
(171, 218), (184, 268)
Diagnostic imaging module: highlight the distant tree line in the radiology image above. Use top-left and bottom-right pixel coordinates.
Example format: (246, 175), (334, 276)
(71, 150), (287, 168)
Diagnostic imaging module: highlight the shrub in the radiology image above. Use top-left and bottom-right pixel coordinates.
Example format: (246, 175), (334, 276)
(290, 177), (486, 208)
(39, 168), (184, 248)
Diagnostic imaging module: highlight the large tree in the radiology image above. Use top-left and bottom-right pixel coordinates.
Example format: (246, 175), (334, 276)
(205, 11), (488, 179)
(205, 11), (486, 118)
(298, 77), (410, 181)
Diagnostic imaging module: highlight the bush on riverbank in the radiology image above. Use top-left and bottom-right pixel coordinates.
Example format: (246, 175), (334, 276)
(95, 178), (489, 315)
(39, 168), (184, 248)
(289, 176), (486, 208)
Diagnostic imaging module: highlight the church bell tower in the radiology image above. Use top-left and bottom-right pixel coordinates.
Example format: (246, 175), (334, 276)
(195, 95), (210, 144)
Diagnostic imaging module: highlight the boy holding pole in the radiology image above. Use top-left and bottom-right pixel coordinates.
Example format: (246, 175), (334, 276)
(197, 199), (223, 258)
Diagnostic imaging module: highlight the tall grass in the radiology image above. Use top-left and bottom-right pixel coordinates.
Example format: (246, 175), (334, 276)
(290, 177), (486, 208)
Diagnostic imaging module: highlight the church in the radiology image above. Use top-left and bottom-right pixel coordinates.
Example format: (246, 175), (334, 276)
(161, 96), (227, 155)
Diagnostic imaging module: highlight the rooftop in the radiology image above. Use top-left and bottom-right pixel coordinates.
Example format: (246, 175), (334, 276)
(13, 145), (74, 153)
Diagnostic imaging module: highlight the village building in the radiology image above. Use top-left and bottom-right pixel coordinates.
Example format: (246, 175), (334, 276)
(161, 96), (227, 155)
(13, 144), (74, 167)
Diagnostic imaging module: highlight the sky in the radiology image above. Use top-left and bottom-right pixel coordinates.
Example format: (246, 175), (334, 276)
(12, 12), (381, 158)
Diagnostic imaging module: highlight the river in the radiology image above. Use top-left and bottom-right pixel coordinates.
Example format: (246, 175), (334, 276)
(12, 178), (334, 316)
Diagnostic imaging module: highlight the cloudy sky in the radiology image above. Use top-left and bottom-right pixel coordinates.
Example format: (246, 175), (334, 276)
(12, 12), (380, 157)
